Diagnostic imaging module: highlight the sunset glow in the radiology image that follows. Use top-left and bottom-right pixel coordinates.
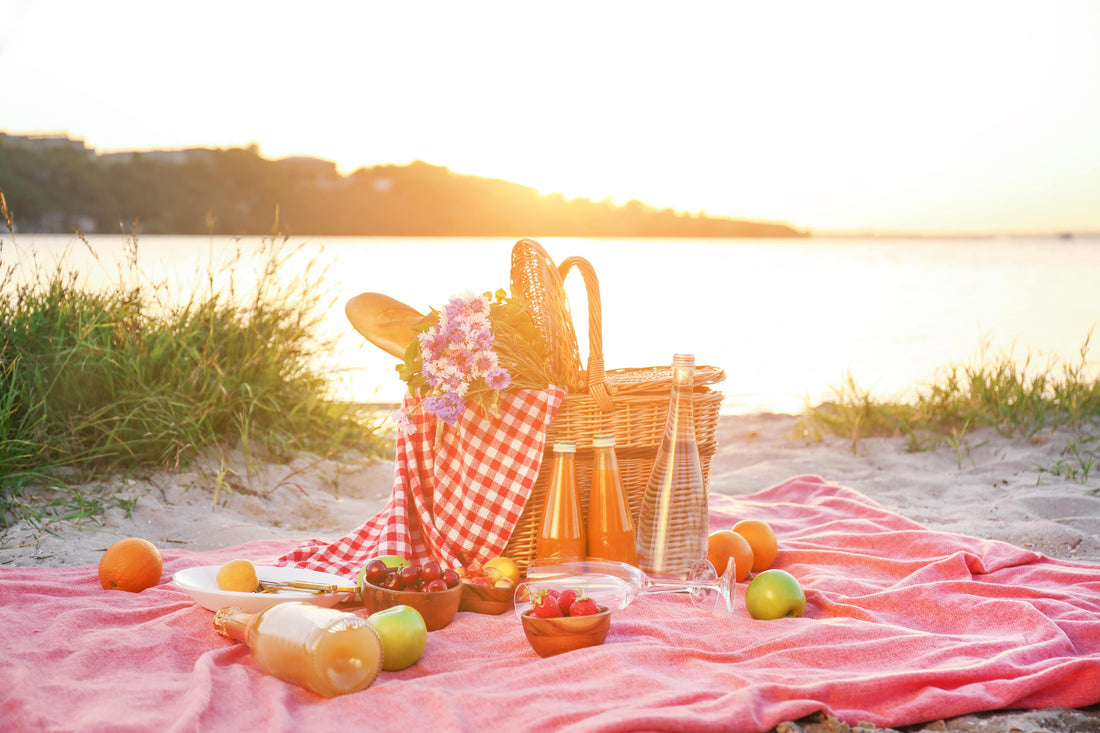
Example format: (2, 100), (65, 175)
(4, 0), (1099, 235)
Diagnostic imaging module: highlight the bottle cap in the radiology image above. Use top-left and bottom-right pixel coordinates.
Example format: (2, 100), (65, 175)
(672, 353), (695, 367)
(553, 440), (576, 453)
(592, 434), (616, 447)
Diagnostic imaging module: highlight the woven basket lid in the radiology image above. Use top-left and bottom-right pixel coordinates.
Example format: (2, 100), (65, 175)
(599, 365), (726, 395)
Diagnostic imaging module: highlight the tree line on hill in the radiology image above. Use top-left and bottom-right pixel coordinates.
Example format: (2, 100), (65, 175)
(0, 138), (805, 238)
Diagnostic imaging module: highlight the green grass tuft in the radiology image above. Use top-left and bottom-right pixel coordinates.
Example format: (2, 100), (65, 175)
(795, 329), (1100, 481)
(1, 204), (387, 530)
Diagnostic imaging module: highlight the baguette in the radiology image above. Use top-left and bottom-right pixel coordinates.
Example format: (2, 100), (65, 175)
(344, 292), (428, 359)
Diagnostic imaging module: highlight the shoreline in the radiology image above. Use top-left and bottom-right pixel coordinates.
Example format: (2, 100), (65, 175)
(3, 413), (1098, 569)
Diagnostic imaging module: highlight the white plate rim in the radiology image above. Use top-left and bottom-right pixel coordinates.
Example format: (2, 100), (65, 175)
(172, 565), (357, 612)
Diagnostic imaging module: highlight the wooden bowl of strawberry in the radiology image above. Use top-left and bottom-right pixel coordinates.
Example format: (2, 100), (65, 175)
(520, 588), (610, 657)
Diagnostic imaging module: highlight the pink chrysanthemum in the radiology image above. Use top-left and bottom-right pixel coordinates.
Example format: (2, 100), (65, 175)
(485, 367), (512, 391)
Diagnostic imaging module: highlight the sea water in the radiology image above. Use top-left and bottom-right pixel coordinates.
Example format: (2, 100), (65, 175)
(5, 233), (1098, 414)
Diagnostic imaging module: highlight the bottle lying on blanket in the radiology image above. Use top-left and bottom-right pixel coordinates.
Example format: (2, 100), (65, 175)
(214, 602), (384, 697)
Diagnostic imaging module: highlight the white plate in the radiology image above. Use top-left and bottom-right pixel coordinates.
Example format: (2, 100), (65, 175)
(173, 565), (357, 613)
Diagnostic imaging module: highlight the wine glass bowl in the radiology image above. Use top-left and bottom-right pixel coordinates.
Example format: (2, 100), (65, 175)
(514, 572), (636, 620)
(515, 558), (735, 618)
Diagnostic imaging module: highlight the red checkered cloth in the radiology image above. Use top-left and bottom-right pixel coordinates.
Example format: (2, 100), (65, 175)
(275, 387), (564, 578)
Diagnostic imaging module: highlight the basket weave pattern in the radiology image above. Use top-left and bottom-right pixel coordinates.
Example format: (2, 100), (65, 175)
(502, 239), (724, 573)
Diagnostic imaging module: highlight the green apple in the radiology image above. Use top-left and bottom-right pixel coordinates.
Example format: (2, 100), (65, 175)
(367, 604), (428, 671)
(744, 569), (806, 620)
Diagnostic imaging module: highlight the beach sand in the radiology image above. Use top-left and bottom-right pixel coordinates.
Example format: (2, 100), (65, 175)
(2, 413), (1099, 732)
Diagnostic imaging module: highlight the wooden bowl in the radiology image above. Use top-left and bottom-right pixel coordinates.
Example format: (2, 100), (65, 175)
(459, 582), (515, 615)
(520, 607), (611, 657)
(361, 581), (462, 631)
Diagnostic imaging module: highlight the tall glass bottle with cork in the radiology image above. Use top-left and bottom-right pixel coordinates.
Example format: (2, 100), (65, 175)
(536, 440), (586, 562)
(587, 434), (637, 565)
(636, 353), (708, 578)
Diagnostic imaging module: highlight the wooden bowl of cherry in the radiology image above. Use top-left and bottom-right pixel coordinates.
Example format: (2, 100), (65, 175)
(361, 580), (462, 631)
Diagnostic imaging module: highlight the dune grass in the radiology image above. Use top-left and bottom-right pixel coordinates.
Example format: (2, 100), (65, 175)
(0, 206), (387, 531)
(795, 330), (1100, 480)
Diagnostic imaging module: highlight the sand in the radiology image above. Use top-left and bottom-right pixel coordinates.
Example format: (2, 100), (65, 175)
(2, 413), (1099, 731)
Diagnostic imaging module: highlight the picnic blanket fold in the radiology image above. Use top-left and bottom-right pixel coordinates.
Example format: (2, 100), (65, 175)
(275, 387), (564, 577)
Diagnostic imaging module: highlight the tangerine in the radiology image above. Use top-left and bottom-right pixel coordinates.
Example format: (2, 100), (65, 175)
(98, 537), (163, 592)
(216, 558), (259, 592)
(732, 519), (778, 572)
(706, 529), (753, 582)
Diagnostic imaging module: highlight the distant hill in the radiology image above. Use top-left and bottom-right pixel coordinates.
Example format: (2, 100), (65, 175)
(0, 133), (805, 238)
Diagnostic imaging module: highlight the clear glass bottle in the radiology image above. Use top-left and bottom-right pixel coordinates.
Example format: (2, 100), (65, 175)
(636, 353), (708, 579)
(214, 602), (384, 697)
(535, 440), (586, 562)
(587, 434), (638, 566)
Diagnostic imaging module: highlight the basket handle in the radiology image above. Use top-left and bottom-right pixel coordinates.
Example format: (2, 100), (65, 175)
(510, 239), (614, 412)
(558, 255), (614, 412)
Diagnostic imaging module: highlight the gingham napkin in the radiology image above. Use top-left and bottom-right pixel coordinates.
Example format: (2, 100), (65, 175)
(276, 387), (564, 578)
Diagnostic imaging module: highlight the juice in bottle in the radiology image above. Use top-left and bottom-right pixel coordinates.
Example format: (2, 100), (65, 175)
(587, 434), (638, 565)
(214, 602), (384, 697)
(536, 440), (586, 561)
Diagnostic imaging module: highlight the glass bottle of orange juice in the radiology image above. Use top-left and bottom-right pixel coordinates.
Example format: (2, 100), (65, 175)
(587, 434), (638, 566)
(214, 602), (384, 697)
(536, 440), (586, 562)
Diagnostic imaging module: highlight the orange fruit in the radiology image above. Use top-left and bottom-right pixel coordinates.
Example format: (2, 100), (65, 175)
(707, 529), (753, 582)
(98, 537), (163, 592)
(216, 558), (259, 592)
(732, 519), (778, 572)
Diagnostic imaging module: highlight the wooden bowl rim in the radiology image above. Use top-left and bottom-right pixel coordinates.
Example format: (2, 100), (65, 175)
(364, 579), (462, 596)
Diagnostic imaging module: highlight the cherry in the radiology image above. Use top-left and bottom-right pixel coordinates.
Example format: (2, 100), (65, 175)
(423, 578), (449, 593)
(364, 559), (389, 585)
(398, 565), (421, 587)
(420, 560), (442, 583)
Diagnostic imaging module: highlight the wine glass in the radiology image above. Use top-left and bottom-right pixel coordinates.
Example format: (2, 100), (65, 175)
(514, 558), (735, 619)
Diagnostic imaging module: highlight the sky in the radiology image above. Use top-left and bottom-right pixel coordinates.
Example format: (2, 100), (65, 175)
(3, 0), (1099, 235)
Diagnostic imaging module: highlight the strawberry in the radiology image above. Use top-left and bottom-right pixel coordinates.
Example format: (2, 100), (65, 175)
(568, 595), (600, 617)
(557, 588), (579, 615)
(532, 589), (563, 618)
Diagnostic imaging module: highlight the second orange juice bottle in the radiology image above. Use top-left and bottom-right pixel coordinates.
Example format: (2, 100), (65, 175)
(587, 434), (638, 566)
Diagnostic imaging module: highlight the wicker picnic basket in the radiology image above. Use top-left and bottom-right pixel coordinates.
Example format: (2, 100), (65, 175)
(503, 239), (724, 573)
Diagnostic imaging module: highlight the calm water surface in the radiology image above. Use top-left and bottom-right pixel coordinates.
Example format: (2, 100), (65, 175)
(6, 234), (1099, 414)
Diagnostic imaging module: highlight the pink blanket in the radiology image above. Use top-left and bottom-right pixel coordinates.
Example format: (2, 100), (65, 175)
(2, 475), (1098, 732)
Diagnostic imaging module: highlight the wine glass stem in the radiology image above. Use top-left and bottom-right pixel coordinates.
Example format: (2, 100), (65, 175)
(642, 580), (710, 595)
